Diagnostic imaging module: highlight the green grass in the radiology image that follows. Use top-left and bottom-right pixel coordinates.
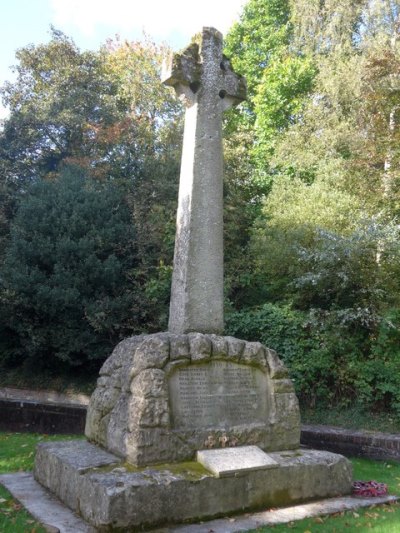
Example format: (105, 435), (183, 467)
(250, 503), (400, 532)
(250, 458), (400, 532)
(301, 405), (400, 434)
(0, 432), (79, 533)
(0, 432), (80, 473)
(0, 485), (47, 533)
(1, 433), (400, 532)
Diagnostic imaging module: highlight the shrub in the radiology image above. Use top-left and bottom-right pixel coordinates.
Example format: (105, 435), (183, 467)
(0, 167), (141, 370)
(225, 303), (334, 406)
(226, 303), (400, 418)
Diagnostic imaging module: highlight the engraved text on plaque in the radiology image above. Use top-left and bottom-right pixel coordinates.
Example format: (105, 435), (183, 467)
(169, 361), (269, 429)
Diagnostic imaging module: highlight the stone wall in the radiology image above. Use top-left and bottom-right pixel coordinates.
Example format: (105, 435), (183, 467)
(0, 399), (86, 434)
(301, 425), (400, 461)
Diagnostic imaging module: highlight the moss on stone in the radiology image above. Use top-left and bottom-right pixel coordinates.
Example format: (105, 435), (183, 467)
(146, 461), (210, 480)
(279, 451), (304, 458)
(92, 460), (210, 480)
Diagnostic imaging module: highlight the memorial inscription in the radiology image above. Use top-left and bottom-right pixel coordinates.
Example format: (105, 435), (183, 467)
(169, 361), (269, 429)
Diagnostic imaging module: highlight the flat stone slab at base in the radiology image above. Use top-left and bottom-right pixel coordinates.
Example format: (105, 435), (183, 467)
(163, 494), (399, 532)
(0, 472), (95, 533)
(34, 439), (353, 531)
(1, 472), (397, 533)
(197, 446), (278, 477)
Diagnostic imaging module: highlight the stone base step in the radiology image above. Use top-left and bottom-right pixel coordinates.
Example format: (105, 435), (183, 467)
(1, 471), (397, 533)
(34, 439), (353, 531)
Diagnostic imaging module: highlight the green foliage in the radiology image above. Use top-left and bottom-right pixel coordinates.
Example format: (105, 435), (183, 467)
(247, 180), (400, 412)
(225, 0), (317, 178)
(225, 303), (335, 407)
(226, 302), (307, 361)
(0, 167), (141, 370)
(290, 0), (367, 54)
(225, 301), (400, 414)
(363, 308), (400, 414)
(293, 220), (400, 313)
(253, 54), (316, 161)
(0, 29), (180, 183)
(0, 28), (181, 270)
(1, 29), (112, 188)
(0, 29), (182, 371)
(223, 126), (270, 308)
(221, 1), (318, 300)
(225, 0), (400, 416)
(225, 0), (291, 102)
(250, 178), (365, 303)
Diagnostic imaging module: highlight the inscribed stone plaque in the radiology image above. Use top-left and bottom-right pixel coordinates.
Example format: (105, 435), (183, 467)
(197, 446), (279, 477)
(168, 361), (269, 429)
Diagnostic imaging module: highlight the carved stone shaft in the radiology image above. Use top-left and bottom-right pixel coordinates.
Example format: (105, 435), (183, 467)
(163, 27), (246, 334)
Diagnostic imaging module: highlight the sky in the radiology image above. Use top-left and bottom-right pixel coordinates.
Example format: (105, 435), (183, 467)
(0, 0), (247, 118)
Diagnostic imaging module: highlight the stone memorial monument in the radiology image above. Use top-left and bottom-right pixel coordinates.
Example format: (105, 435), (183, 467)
(163, 27), (246, 335)
(33, 28), (353, 531)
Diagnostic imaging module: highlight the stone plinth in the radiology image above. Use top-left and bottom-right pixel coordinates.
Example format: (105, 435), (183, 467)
(84, 332), (300, 466)
(34, 440), (353, 531)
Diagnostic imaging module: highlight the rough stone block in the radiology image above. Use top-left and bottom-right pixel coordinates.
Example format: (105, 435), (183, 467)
(131, 334), (170, 374)
(209, 334), (228, 358)
(85, 332), (301, 465)
(266, 348), (288, 378)
(226, 336), (245, 361)
(188, 333), (212, 362)
(170, 334), (190, 360)
(242, 342), (267, 367)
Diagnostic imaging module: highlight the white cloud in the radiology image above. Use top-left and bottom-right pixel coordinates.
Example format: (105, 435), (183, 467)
(49, 0), (246, 42)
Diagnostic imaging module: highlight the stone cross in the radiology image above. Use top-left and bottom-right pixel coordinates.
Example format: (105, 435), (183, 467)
(162, 27), (246, 334)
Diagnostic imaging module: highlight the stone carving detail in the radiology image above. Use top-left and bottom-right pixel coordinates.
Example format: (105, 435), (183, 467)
(85, 332), (300, 466)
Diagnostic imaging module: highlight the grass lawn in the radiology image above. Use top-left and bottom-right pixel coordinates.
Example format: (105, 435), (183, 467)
(0, 432), (400, 532)
(0, 433), (80, 533)
(251, 458), (400, 532)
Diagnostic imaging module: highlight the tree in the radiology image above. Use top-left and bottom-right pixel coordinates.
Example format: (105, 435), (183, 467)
(248, 0), (400, 313)
(223, 0), (400, 414)
(0, 29), (182, 267)
(221, 1), (317, 308)
(272, 1), (400, 210)
(225, 0), (291, 104)
(0, 167), (141, 370)
(0, 29), (114, 183)
(225, 0), (316, 177)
